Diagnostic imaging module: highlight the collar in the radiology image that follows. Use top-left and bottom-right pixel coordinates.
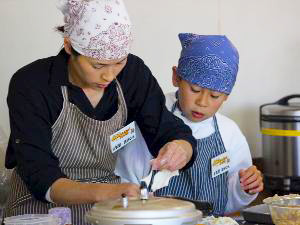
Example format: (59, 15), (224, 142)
(49, 48), (72, 88)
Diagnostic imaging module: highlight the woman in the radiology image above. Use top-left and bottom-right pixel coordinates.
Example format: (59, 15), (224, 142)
(3, 0), (196, 224)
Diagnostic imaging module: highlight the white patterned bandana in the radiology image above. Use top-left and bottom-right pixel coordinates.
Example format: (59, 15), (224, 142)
(58, 0), (132, 60)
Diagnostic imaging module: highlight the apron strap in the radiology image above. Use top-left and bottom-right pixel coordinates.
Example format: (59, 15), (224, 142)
(61, 86), (69, 102)
(212, 115), (227, 151)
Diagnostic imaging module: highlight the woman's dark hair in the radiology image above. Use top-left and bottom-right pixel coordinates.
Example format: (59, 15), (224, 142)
(56, 25), (81, 57)
(71, 47), (81, 57)
(56, 26), (65, 33)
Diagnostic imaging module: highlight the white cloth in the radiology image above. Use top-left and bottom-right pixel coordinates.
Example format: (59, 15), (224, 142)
(57, 0), (132, 60)
(165, 92), (257, 213)
(141, 169), (179, 192)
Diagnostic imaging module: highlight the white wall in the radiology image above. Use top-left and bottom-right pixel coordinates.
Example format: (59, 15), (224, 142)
(1, 0), (300, 159)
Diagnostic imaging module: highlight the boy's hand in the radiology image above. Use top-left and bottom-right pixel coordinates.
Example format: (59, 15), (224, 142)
(239, 166), (264, 194)
(151, 140), (192, 171)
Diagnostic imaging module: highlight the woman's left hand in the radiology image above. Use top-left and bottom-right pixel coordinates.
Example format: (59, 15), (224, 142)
(239, 166), (264, 194)
(151, 140), (193, 171)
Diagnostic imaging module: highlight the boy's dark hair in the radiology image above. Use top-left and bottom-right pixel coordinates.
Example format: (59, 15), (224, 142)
(56, 26), (81, 58)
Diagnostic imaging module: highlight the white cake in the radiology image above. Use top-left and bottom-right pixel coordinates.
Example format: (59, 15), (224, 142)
(200, 216), (239, 225)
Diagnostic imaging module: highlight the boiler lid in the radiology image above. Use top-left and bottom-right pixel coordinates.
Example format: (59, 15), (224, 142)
(86, 196), (202, 220)
(261, 103), (300, 117)
(261, 95), (300, 117)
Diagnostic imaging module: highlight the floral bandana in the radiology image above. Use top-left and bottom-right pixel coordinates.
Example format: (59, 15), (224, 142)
(57, 0), (132, 60)
(177, 33), (239, 94)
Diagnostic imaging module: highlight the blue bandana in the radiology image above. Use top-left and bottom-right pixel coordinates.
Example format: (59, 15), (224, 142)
(177, 33), (239, 94)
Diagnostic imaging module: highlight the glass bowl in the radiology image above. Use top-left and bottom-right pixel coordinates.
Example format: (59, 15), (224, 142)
(263, 194), (300, 225)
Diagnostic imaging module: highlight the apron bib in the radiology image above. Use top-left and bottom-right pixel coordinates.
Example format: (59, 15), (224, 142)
(155, 101), (228, 216)
(4, 80), (127, 224)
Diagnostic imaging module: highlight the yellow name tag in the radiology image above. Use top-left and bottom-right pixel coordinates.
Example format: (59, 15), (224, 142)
(110, 121), (136, 153)
(211, 152), (230, 178)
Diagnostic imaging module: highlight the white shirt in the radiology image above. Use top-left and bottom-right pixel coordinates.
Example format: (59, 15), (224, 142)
(165, 92), (257, 214)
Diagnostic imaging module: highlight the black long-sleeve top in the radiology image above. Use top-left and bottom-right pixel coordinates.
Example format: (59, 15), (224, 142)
(5, 49), (196, 201)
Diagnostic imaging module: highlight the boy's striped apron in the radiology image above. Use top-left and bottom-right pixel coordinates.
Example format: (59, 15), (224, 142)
(155, 102), (228, 216)
(4, 80), (127, 224)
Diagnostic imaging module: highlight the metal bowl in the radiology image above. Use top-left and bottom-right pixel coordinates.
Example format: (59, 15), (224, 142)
(263, 194), (300, 225)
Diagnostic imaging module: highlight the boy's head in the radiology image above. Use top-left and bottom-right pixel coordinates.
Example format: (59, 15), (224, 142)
(173, 33), (239, 122)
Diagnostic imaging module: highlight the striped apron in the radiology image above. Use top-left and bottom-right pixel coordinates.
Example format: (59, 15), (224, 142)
(155, 101), (228, 216)
(4, 80), (127, 224)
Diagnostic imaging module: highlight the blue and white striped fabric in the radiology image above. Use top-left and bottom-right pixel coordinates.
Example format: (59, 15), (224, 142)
(155, 102), (228, 216)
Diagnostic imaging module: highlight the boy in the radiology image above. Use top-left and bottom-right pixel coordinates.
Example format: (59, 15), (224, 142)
(155, 33), (263, 215)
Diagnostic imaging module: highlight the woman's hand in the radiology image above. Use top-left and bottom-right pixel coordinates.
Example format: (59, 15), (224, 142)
(93, 183), (140, 202)
(51, 178), (140, 204)
(151, 140), (193, 171)
(239, 166), (264, 194)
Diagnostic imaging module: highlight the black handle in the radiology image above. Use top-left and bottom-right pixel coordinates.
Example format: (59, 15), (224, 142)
(259, 103), (273, 128)
(259, 94), (300, 128)
(276, 94), (300, 105)
(147, 170), (157, 192)
(161, 195), (213, 216)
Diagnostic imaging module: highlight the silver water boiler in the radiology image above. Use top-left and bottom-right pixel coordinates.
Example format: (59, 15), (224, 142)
(86, 197), (202, 225)
(260, 95), (300, 193)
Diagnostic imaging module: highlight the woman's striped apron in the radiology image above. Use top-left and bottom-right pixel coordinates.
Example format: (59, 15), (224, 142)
(155, 101), (228, 216)
(4, 80), (127, 224)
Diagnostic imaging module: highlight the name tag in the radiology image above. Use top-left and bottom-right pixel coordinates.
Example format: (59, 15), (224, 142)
(211, 152), (230, 178)
(110, 121), (136, 153)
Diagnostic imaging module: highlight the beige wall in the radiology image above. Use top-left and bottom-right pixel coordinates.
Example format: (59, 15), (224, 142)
(1, 0), (300, 161)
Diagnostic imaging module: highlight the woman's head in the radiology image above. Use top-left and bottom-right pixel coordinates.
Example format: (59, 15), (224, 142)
(58, 0), (132, 61)
(57, 0), (132, 89)
(64, 37), (127, 90)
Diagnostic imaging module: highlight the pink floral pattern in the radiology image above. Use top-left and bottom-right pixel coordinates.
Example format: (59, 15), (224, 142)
(105, 5), (112, 13)
(58, 0), (132, 60)
(84, 23), (132, 59)
(64, 0), (88, 37)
